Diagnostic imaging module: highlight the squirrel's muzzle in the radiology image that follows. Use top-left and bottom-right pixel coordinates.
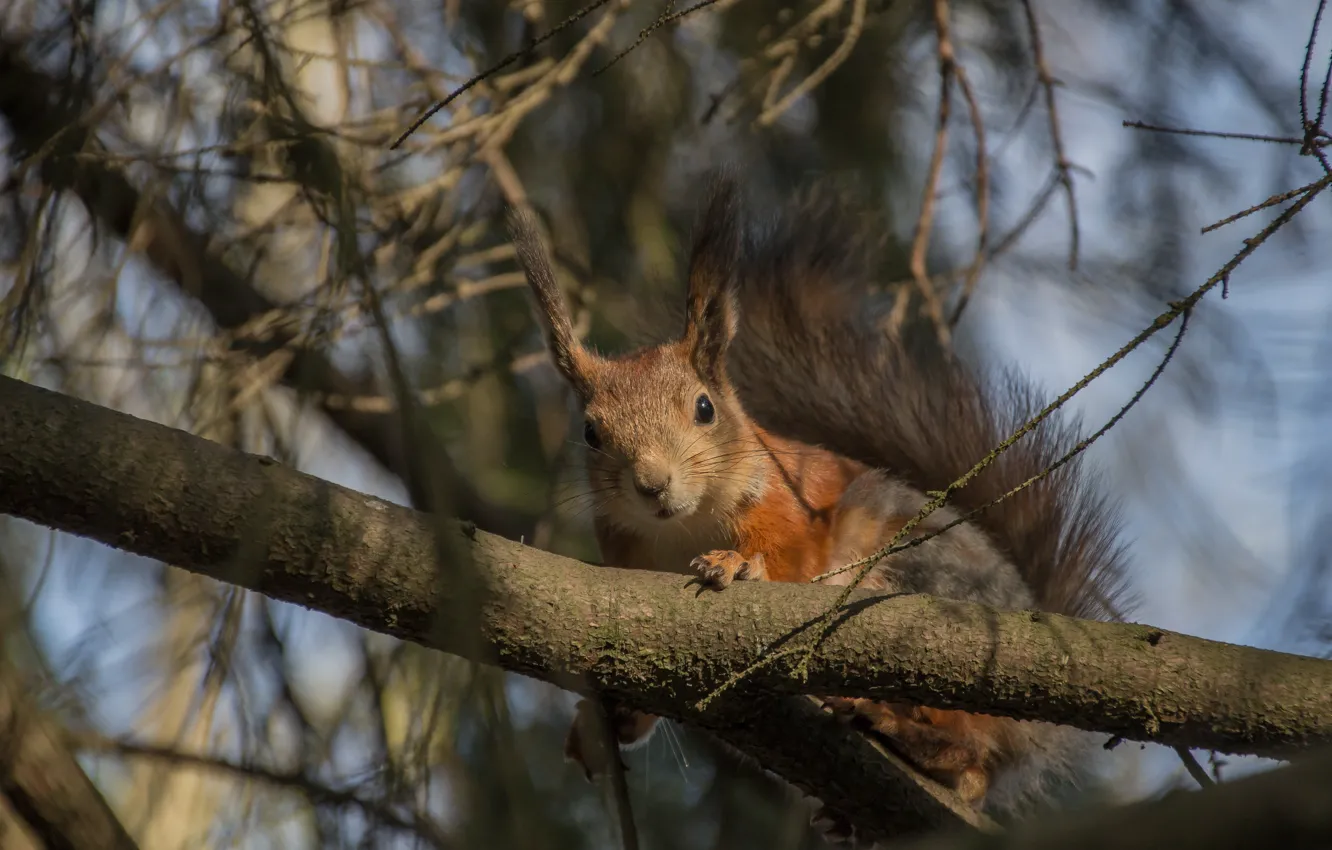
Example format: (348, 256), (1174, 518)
(632, 473), (670, 499)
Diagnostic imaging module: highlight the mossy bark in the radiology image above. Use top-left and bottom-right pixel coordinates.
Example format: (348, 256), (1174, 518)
(3, 375), (1332, 839)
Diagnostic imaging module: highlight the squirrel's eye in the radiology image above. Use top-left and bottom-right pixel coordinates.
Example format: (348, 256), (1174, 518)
(583, 420), (602, 450)
(694, 393), (715, 425)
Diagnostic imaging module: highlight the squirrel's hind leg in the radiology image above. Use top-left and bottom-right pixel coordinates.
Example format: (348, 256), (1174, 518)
(821, 697), (997, 806)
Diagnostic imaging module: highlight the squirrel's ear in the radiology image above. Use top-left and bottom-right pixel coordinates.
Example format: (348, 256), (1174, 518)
(684, 174), (742, 386)
(508, 209), (595, 398)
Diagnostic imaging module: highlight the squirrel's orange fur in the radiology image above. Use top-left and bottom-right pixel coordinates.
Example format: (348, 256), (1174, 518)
(509, 175), (1130, 827)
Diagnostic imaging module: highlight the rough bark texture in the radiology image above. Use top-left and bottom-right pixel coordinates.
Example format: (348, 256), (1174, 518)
(0, 375), (983, 841)
(0, 668), (141, 850)
(3, 375), (1332, 838)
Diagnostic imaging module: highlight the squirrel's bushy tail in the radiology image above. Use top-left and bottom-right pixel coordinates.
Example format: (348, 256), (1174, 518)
(725, 185), (1132, 623)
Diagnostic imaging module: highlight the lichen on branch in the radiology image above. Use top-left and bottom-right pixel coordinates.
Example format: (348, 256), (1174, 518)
(2, 374), (1332, 841)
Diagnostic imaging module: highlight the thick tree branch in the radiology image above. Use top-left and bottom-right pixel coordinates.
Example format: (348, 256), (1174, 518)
(0, 38), (531, 540)
(0, 667), (141, 850)
(3, 375), (1332, 838)
(902, 748), (1332, 850)
(0, 376), (983, 841)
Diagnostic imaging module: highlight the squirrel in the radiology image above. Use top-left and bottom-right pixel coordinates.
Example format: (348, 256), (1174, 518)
(508, 175), (1131, 826)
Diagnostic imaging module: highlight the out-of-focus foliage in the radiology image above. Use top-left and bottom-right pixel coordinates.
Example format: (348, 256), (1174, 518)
(0, 0), (1329, 847)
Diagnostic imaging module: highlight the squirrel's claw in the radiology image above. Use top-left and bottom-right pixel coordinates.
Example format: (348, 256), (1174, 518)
(687, 550), (763, 592)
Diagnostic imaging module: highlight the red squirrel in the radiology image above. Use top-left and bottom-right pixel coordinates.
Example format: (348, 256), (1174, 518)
(508, 176), (1131, 820)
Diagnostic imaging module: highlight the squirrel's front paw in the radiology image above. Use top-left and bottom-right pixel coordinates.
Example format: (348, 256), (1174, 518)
(687, 550), (766, 592)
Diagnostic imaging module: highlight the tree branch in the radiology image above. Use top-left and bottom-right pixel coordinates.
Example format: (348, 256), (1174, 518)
(0, 375), (985, 841)
(0, 667), (141, 850)
(901, 747), (1332, 850)
(2, 375), (1332, 839)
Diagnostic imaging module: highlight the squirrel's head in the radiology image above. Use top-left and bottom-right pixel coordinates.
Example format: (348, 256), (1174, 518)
(510, 177), (765, 530)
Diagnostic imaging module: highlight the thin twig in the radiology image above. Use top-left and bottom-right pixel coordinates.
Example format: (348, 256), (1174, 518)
(1301, 0), (1328, 132)
(481, 145), (532, 213)
(1022, 0), (1080, 270)
(814, 305), (1192, 585)
(1200, 178), (1325, 234)
(990, 168), (1061, 257)
(907, 0), (955, 346)
(1301, 0), (1332, 172)
(946, 55), (990, 328)
(1122, 120), (1307, 146)
(592, 0), (726, 77)
(595, 700), (641, 850)
(389, 0), (612, 149)
(1174, 746), (1217, 789)
(1313, 0), (1332, 130)
(756, 0), (867, 127)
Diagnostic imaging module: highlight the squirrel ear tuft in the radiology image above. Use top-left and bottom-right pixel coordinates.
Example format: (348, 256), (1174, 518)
(508, 208), (595, 398)
(685, 173), (742, 386)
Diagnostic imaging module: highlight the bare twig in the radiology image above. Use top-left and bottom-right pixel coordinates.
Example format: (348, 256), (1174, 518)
(906, 0), (955, 345)
(1201, 178), (1326, 234)
(1173, 746), (1216, 789)
(1123, 120), (1308, 146)
(946, 53), (990, 328)
(592, 0), (728, 78)
(595, 700), (641, 850)
(812, 301), (1192, 587)
(1022, 0), (1080, 270)
(1300, 0), (1332, 172)
(390, 0), (613, 149)
(756, 0), (867, 127)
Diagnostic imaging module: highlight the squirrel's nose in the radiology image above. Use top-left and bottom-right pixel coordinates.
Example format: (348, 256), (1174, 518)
(633, 474), (669, 499)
